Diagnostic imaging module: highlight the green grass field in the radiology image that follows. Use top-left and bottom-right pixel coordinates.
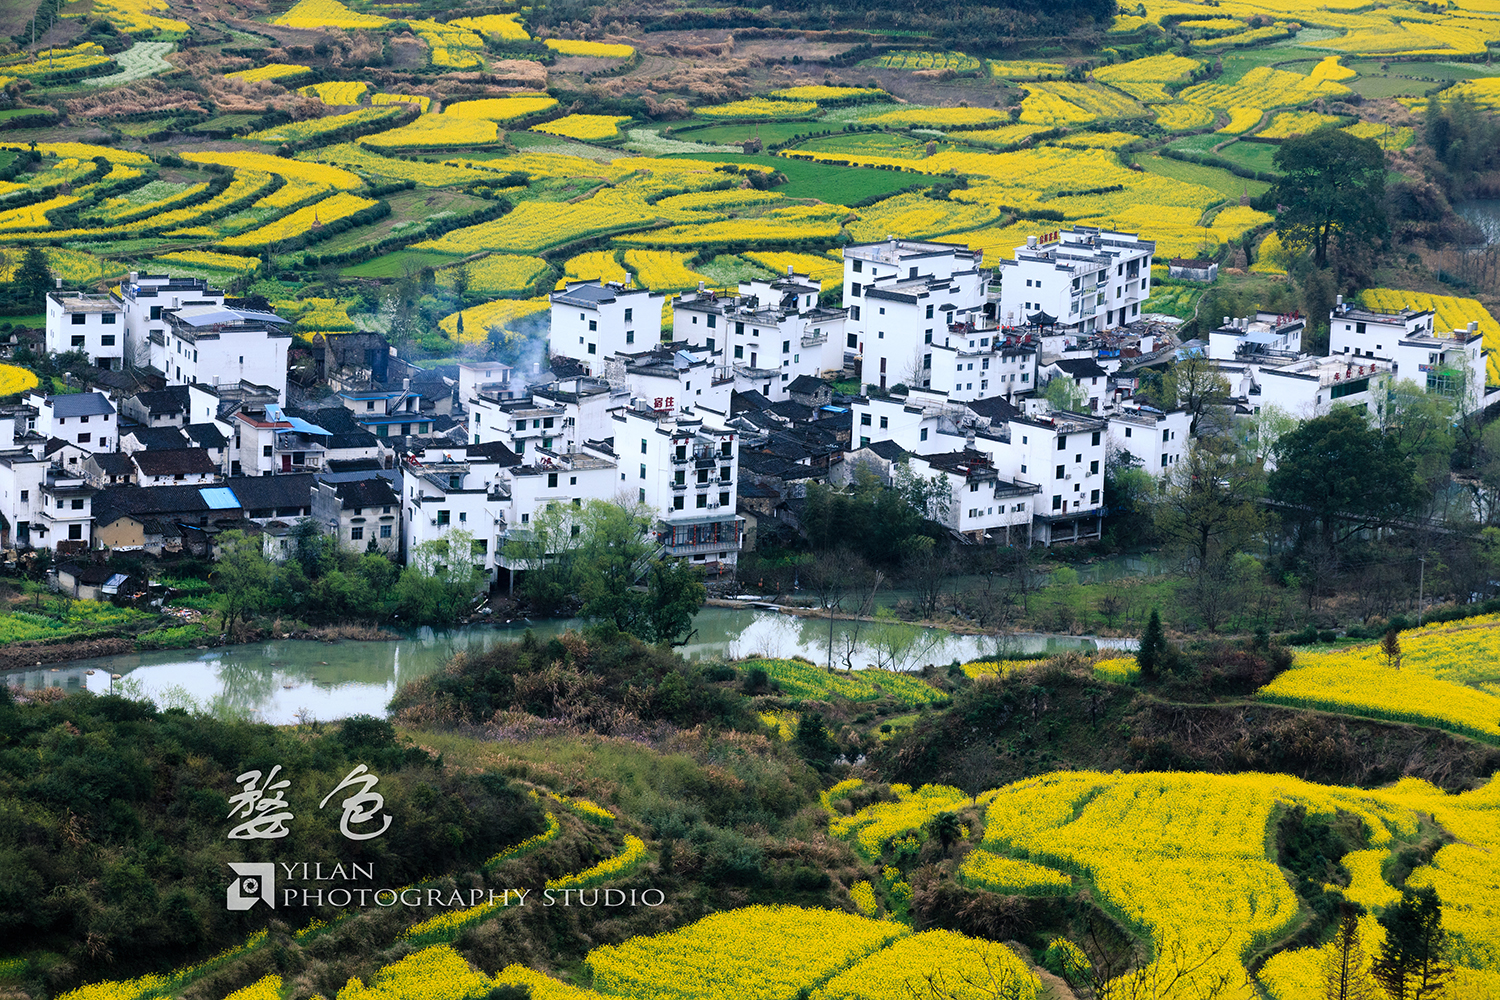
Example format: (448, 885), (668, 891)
(1214, 139), (1281, 175)
(188, 114), (260, 133)
(341, 249), (461, 278)
(793, 132), (937, 159)
(659, 152), (932, 202)
(674, 121), (820, 145)
(1135, 152), (1270, 199)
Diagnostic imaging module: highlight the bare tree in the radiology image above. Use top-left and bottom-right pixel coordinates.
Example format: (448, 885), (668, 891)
(903, 945), (1034, 1000)
(1061, 931), (1241, 1000)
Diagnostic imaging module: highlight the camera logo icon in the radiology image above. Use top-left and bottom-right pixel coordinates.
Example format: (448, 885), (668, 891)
(227, 863), (276, 911)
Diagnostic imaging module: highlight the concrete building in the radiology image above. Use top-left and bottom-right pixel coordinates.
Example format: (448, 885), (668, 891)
(549, 281), (665, 374)
(152, 305), (293, 403)
(613, 401), (742, 574)
(1328, 299), (1487, 415)
(996, 227), (1155, 333)
(311, 476), (401, 556)
(1208, 312), (1305, 363)
(1259, 356), (1393, 420)
(401, 443), (522, 581)
(1106, 405), (1192, 474)
(45, 290), (125, 370)
(112, 273), (227, 371)
(908, 448), (1039, 544)
(26, 392), (117, 455)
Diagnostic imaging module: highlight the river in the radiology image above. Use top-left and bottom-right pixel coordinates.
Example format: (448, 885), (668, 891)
(6, 607), (1135, 724)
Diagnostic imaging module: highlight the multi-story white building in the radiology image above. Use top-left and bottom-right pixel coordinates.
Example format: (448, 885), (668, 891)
(26, 392), (117, 455)
(1328, 299), (1487, 415)
(842, 239), (986, 334)
(152, 305), (293, 403)
(997, 227), (1155, 333)
(1259, 356), (1393, 420)
(310, 476), (401, 556)
(402, 443), (523, 581)
(549, 281), (665, 373)
(457, 361), (516, 405)
(0, 448), (49, 550)
(609, 346), (735, 413)
(112, 273), (227, 370)
(229, 405), (341, 477)
(1208, 312), (1305, 363)
(613, 401), (742, 574)
(1106, 405), (1191, 474)
(849, 391), (1107, 545)
(45, 291), (125, 370)
(907, 448), (1039, 545)
(36, 465), (93, 553)
(673, 273), (845, 395)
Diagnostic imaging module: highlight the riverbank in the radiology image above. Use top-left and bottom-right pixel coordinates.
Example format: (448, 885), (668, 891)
(703, 596), (1143, 640)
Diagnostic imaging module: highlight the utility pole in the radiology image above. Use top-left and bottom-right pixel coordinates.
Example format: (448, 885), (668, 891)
(1417, 555), (1425, 625)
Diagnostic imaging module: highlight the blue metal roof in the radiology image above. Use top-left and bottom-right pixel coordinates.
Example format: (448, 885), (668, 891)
(199, 487), (239, 509)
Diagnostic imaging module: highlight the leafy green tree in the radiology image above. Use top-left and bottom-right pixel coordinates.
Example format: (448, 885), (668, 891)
(210, 530), (271, 637)
(1380, 380), (1459, 490)
(793, 712), (839, 771)
(644, 558), (706, 646)
(1043, 375), (1089, 413)
(1372, 887), (1452, 1000)
(396, 528), (484, 624)
(1268, 408), (1424, 545)
(15, 248), (53, 307)
(1151, 443), (1268, 572)
(1271, 131), (1388, 269)
(929, 811), (963, 851)
(574, 500), (656, 631)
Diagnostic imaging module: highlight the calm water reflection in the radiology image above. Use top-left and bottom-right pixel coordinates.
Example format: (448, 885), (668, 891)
(8, 607), (1133, 724)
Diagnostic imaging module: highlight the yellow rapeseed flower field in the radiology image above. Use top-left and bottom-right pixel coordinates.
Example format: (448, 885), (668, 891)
(0, 194), (79, 232)
(451, 14), (530, 40)
(220, 192), (377, 248)
(744, 251), (842, 289)
(1154, 102), (1217, 130)
(1258, 613), (1500, 739)
(958, 851), (1073, 895)
(274, 0), (389, 28)
(545, 835), (647, 890)
(0, 141), (150, 164)
(813, 930), (1040, 1000)
(531, 115), (632, 141)
(696, 98), (817, 118)
(544, 39), (635, 57)
(0, 364), (41, 396)
(1255, 109), (1344, 138)
(586, 906), (908, 1000)
(1180, 65), (1350, 109)
(338, 946), (488, 1000)
(247, 107), (403, 142)
(420, 200), (654, 255)
(90, 0), (187, 32)
(151, 251), (260, 274)
(0, 246), (121, 283)
(1094, 53), (1201, 102)
(622, 250), (714, 291)
(358, 115), (499, 148)
(439, 298), (550, 342)
(988, 60), (1067, 78)
(226, 63), (311, 84)
(771, 85), (886, 100)
(183, 152), (363, 191)
(444, 97), (560, 121)
(298, 81), (369, 105)
(1019, 82), (1147, 125)
(439, 254), (549, 295)
(559, 250), (629, 287)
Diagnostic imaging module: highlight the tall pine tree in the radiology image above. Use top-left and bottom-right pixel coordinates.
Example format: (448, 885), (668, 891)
(1322, 909), (1379, 1000)
(1138, 609), (1166, 679)
(1373, 887), (1452, 1000)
